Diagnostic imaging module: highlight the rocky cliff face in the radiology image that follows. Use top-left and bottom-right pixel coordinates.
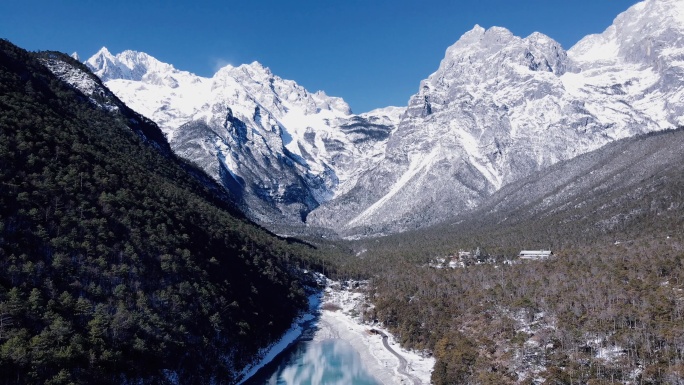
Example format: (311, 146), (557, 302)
(308, 0), (684, 236)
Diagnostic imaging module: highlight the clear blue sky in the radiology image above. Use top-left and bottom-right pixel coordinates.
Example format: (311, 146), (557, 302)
(1, 0), (639, 113)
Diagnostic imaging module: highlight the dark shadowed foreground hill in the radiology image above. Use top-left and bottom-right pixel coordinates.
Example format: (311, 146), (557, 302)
(0, 39), (316, 385)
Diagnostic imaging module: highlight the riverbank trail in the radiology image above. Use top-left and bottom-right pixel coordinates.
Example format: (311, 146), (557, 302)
(380, 332), (422, 385)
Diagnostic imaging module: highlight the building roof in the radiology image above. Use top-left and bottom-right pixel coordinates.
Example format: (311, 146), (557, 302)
(519, 250), (552, 259)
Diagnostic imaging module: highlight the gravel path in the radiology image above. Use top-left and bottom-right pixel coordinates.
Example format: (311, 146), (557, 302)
(380, 332), (422, 385)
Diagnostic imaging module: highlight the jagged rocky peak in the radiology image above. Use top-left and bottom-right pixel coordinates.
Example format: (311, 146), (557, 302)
(214, 61), (351, 115)
(570, 0), (684, 67)
(405, 24), (568, 118)
(443, 24), (513, 54)
(439, 24), (567, 79)
(86, 47), (182, 85)
(215, 60), (271, 84)
(214, 60), (352, 117)
(85, 47), (117, 79)
(522, 32), (567, 75)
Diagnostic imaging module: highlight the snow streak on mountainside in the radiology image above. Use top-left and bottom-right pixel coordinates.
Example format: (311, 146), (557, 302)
(40, 52), (174, 157)
(307, 0), (684, 236)
(86, 48), (404, 223)
(42, 55), (119, 112)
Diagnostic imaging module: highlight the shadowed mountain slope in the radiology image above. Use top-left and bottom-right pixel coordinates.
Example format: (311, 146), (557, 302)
(0, 39), (316, 385)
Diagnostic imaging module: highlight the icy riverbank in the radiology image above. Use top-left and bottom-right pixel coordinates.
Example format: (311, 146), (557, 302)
(237, 277), (434, 385)
(317, 281), (434, 385)
(236, 291), (322, 385)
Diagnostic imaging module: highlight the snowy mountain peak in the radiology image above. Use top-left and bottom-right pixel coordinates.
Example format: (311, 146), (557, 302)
(245, 60), (269, 72)
(306, 0), (683, 236)
(211, 59), (352, 117)
(460, 24), (485, 39)
(470, 24), (484, 32)
(94, 46), (113, 58)
(441, 24), (565, 75)
(524, 31), (558, 47)
(445, 25), (515, 58)
(407, 24), (568, 118)
(85, 47), (116, 78)
(214, 60), (273, 86)
(86, 48), (181, 84)
(235, 61), (272, 77)
(570, 0), (684, 67)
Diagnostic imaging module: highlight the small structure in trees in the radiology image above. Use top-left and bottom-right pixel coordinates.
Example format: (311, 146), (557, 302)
(518, 250), (552, 260)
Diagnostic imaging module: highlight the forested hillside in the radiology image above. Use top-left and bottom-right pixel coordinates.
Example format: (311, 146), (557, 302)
(364, 242), (683, 384)
(0, 39), (317, 385)
(346, 129), (684, 384)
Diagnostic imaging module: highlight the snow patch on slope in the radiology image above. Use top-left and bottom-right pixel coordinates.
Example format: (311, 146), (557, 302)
(41, 57), (118, 111)
(347, 147), (440, 227)
(454, 125), (503, 189)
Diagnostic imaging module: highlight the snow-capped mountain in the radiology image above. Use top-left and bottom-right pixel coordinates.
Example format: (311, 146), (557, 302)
(567, 0), (684, 127)
(86, 48), (403, 223)
(83, 0), (682, 236)
(307, 0), (684, 235)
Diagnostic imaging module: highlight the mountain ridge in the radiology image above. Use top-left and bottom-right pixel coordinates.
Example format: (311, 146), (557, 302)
(85, 47), (404, 227)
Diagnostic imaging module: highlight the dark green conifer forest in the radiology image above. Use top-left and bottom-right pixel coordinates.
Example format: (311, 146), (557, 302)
(0, 39), (320, 384)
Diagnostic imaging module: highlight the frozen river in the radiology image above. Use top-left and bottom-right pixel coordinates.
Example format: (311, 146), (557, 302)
(242, 338), (381, 385)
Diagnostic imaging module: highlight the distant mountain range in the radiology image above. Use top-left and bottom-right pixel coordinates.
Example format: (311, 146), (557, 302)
(82, 0), (683, 237)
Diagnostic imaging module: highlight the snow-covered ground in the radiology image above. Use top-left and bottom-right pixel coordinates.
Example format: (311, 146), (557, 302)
(236, 292), (322, 385)
(237, 277), (434, 385)
(316, 280), (434, 385)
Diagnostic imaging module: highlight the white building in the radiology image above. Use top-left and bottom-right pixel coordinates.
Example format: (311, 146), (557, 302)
(518, 250), (552, 260)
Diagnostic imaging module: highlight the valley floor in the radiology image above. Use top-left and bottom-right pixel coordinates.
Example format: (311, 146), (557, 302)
(315, 280), (435, 385)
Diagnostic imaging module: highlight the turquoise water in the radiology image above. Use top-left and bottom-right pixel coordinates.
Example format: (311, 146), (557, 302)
(244, 339), (381, 385)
